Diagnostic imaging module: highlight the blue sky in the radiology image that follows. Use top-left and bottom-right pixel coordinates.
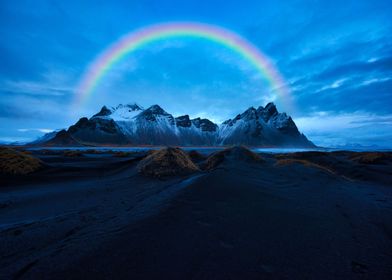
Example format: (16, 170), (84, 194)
(0, 0), (391, 147)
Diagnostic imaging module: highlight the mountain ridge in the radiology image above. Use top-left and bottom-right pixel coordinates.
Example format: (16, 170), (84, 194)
(36, 103), (315, 147)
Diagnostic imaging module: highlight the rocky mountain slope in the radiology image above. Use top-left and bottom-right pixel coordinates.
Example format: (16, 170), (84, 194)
(39, 103), (315, 147)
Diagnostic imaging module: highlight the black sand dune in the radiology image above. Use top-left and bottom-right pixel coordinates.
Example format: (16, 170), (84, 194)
(0, 147), (391, 279)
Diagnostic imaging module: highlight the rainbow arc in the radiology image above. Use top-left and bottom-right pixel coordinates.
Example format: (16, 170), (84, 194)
(75, 22), (292, 112)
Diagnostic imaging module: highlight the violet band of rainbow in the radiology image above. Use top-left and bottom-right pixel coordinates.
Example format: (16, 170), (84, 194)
(75, 22), (293, 112)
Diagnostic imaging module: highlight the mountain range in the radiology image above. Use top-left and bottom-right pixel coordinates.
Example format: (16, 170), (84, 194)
(37, 103), (315, 147)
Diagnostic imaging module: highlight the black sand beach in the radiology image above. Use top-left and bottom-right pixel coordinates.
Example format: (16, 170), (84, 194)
(0, 148), (391, 279)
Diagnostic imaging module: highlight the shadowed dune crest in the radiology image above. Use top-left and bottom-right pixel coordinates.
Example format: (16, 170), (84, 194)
(349, 152), (392, 164)
(187, 150), (207, 162)
(204, 145), (263, 170)
(275, 158), (337, 175)
(275, 151), (392, 183)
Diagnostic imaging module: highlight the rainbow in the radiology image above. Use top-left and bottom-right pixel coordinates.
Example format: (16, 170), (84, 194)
(75, 22), (292, 111)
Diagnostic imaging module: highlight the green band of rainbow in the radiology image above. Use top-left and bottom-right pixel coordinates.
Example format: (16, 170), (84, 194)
(75, 22), (292, 111)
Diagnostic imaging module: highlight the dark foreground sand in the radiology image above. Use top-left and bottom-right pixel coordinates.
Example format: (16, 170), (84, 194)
(0, 149), (391, 279)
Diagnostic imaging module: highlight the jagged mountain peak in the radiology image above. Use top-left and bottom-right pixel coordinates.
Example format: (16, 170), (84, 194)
(175, 115), (191, 127)
(93, 106), (113, 118)
(139, 104), (171, 118)
(265, 102), (277, 111)
(137, 104), (174, 124)
(241, 107), (258, 120)
(259, 102), (278, 121)
(222, 103), (280, 126)
(144, 104), (167, 114)
(116, 103), (143, 111)
(191, 118), (218, 132)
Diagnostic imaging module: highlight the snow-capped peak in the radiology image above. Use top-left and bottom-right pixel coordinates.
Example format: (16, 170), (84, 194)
(115, 103), (143, 111)
(92, 103), (143, 121)
(111, 104), (143, 121)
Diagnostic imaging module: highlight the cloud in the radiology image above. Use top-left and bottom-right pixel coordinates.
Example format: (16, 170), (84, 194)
(0, 95), (72, 122)
(1, 80), (73, 96)
(295, 111), (392, 147)
(360, 77), (391, 86)
(296, 111), (392, 131)
(17, 128), (54, 133)
(0, 104), (33, 119)
(291, 72), (392, 116)
(315, 56), (392, 81)
(315, 78), (348, 93)
(0, 136), (32, 144)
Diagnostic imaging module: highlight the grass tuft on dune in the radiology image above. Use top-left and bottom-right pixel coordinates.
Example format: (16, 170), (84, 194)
(0, 147), (43, 175)
(137, 147), (199, 178)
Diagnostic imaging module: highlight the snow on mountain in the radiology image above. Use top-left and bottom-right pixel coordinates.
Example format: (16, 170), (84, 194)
(37, 102), (315, 147)
(93, 103), (143, 121)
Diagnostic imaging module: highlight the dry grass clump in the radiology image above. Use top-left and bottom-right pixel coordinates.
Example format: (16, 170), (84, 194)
(350, 152), (391, 164)
(63, 150), (84, 157)
(0, 147), (43, 175)
(137, 147), (199, 178)
(205, 146), (262, 170)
